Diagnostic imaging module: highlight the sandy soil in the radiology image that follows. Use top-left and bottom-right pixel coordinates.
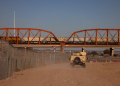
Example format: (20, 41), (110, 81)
(0, 62), (120, 86)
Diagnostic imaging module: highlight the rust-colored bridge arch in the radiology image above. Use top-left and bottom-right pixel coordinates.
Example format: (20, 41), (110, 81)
(0, 28), (120, 46)
(0, 28), (62, 45)
(63, 29), (120, 45)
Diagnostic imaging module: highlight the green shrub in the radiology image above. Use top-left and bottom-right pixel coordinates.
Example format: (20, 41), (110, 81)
(103, 49), (110, 54)
(91, 51), (98, 55)
(114, 54), (118, 57)
(87, 52), (91, 55)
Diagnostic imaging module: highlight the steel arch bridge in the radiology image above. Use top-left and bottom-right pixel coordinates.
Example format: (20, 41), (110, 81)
(0, 28), (120, 46)
(63, 29), (120, 45)
(0, 28), (62, 45)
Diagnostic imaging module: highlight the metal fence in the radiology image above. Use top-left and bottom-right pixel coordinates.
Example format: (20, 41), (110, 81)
(0, 39), (70, 80)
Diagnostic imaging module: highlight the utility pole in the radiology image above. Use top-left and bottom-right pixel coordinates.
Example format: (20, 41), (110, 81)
(14, 11), (15, 37)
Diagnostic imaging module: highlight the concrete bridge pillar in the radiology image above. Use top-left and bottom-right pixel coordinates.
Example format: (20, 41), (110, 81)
(54, 47), (56, 52)
(25, 47), (26, 54)
(118, 30), (120, 45)
(82, 47), (84, 52)
(61, 45), (64, 52)
(110, 48), (114, 56)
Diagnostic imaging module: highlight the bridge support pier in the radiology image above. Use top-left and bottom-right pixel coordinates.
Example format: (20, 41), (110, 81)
(119, 30), (120, 45)
(110, 48), (114, 56)
(25, 47), (26, 54)
(61, 45), (64, 52)
(54, 47), (56, 52)
(82, 47), (84, 52)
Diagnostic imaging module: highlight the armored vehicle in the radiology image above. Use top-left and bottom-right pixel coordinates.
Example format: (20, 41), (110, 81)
(70, 52), (86, 68)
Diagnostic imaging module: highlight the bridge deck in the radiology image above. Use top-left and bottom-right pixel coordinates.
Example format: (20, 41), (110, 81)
(12, 44), (120, 48)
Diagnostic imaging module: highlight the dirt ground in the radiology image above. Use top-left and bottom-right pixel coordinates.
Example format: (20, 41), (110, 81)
(0, 62), (120, 86)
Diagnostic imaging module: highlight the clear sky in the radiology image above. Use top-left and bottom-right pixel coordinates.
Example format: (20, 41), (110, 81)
(0, 0), (120, 37)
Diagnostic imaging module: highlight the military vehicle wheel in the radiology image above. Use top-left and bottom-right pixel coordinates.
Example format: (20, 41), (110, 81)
(74, 57), (81, 64)
(82, 63), (86, 68)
